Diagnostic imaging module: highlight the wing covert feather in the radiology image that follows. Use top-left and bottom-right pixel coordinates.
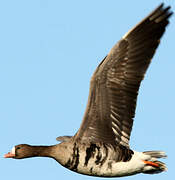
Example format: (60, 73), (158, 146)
(74, 4), (172, 147)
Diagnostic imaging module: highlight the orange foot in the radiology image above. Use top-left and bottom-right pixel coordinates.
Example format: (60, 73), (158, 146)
(143, 160), (160, 168)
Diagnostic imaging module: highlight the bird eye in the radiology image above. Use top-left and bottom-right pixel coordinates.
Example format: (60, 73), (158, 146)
(16, 147), (21, 150)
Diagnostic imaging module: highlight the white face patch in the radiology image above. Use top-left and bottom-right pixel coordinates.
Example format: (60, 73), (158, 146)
(11, 146), (16, 155)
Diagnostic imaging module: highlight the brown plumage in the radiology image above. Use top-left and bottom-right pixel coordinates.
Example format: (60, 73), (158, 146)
(5, 3), (173, 177)
(75, 4), (172, 147)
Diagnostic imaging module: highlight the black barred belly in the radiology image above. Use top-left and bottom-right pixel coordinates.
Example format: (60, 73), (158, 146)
(63, 142), (134, 177)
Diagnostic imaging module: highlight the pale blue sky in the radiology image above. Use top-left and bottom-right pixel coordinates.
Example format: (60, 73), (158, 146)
(0, 0), (174, 180)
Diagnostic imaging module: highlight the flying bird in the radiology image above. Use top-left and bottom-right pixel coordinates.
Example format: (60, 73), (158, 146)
(5, 3), (173, 177)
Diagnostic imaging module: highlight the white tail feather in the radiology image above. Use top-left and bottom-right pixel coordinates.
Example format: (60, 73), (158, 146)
(142, 151), (167, 174)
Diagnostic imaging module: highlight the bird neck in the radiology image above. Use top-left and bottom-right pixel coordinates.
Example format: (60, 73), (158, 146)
(31, 145), (57, 158)
(28, 142), (72, 166)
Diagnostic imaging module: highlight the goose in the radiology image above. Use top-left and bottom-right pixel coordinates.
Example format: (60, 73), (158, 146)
(5, 3), (173, 177)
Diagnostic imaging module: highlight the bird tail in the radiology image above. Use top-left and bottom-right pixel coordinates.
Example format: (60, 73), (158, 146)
(142, 151), (167, 174)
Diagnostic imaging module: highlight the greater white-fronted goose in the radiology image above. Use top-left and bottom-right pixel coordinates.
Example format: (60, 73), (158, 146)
(5, 3), (173, 177)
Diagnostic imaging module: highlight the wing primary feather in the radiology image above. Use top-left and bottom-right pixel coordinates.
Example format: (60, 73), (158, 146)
(74, 4), (172, 148)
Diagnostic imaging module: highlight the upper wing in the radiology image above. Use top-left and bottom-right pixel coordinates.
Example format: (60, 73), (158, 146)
(74, 4), (172, 147)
